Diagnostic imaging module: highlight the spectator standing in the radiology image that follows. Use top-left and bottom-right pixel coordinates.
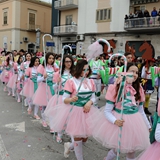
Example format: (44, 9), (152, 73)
(144, 10), (150, 27)
(138, 10), (144, 27)
(129, 12), (134, 27)
(151, 7), (158, 25)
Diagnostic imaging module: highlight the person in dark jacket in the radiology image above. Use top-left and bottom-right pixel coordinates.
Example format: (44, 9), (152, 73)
(144, 10), (150, 27)
(138, 10), (144, 27)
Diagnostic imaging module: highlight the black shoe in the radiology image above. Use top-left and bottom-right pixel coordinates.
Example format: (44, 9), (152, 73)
(144, 108), (152, 115)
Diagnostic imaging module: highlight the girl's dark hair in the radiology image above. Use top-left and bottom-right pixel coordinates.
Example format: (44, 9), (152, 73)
(29, 57), (40, 68)
(42, 52), (55, 67)
(74, 59), (92, 78)
(25, 53), (32, 62)
(61, 55), (75, 75)
(6, 56), (10, 66)
(17, 55), (23, 65)
(115, 62), (141, 101)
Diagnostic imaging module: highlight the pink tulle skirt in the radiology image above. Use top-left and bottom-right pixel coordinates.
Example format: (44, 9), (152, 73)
(138, 142), (160, 160)
(7, 73), (17, 89)
(0, 70), (12, 83)
(49, 104), (99, 138)
(20, 79), (35, 98)
(86, 108), (150, 153)
(44, 94), (63, 121)
(16, 81), (23, 92)
(32, 82), (52, 106)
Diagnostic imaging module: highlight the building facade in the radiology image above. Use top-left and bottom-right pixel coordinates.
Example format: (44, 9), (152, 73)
(0, 0), (52, 52)
(52, 0), (160, 58)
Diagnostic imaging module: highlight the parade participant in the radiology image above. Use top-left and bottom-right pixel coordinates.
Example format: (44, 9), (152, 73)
(20, 53), (32, 106)
(55, 55), (61, 67)
(13, 50), (19, 63)
(49, 59), (98, 160)
(87, 63), (151, 160)
(32, 52), (57, 127)
(1, 53), (13, 94)
(141, 59), (155, 115)
(22, 57), (40, 119)
(138, 103), (160, 160)
(15, 55), (23, 102)
(7, 53), (20, 97)
(89, 57), (104, 106)
(44, 55), (74, 142)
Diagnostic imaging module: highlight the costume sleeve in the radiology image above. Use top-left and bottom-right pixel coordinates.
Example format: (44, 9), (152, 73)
(141, 66), (146, 79)
(139, 85), (145, 102)
(138, 103), (151, 129)
(25, 68), (30, 77)
(37, 65), (45, 83)
(24, 68), (30, 81)
(62, 92), (71, 102)
(63, 79), (74, 94)
(104, 101), (116, 124)
(155, 123), (160, 142)
(105, 84), (116, 102)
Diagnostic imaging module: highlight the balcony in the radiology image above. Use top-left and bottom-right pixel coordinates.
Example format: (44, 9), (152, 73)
(124, 17), (160, 33)
(27, 24), (41, 32)
(54, 0), (78, 10)
(54, 24), (77, 35)
(131, 0), (159, 5)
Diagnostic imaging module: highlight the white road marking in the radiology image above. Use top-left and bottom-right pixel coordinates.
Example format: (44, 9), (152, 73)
(5, 122), (25, 133)
(0, 135), (11, 160)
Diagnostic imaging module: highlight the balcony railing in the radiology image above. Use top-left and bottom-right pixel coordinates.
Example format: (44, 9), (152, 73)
(124, 17), (160, 32)
(27, 24), (41, 31)
(54, 25), (77, 35)
(54, 0), (78, 10)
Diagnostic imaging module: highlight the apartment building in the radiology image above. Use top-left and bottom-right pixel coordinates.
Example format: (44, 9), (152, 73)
(0, 0), (52, 53)
(52, 0), (160, 57)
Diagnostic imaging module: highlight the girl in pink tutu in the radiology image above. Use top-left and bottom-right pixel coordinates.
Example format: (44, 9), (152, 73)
(138, 103), (160, 160)
(15, 55), (23, 102)
(1, 53), (13, 94)
(20, 53), (31, 106)
(32, 52), (57, 127)
(23, 57), (40, 119)
(87, 63), (151, 160)
(49, 59), (99, 159)
(44, 55), (74, 141)
(7, 56), (19, 97)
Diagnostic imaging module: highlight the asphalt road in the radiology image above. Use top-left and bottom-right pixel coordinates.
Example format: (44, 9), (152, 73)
(0, 83), (157, 160)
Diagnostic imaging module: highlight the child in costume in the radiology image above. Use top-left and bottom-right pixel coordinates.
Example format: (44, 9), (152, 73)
(15, 55), (23, 102)
(89, 58), (104, 106)
(49, 60), (99, 160)
(1, 53), (13, 94)
(32, 52), (57, 127)
(23, 57), (40, 119)
(141, 59), (155, 115)
(87, 63), (151, 160)
(44, 55), (74, 141)
(20, 53), (32, 106)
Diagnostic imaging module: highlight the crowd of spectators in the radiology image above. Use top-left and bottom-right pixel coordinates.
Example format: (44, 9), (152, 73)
(124, 7), (160, 28)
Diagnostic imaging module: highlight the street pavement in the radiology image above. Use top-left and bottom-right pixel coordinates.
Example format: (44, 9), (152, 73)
(0, 83), (157, 160)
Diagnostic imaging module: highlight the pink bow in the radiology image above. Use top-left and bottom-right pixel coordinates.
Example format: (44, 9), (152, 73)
(125, 84), (137, 106)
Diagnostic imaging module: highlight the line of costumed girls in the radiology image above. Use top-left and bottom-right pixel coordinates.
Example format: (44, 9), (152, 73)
(1, 47), (160, 160)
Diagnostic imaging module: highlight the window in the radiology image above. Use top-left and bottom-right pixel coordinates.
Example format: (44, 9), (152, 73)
(66, 15), (73, 25)
(29, 13), (35, 25)
(3, 8), (8, 25)
(96, 8), (111, 22)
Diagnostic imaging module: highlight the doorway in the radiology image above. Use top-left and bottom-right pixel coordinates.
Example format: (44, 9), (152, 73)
(28, 43), (35, 53)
